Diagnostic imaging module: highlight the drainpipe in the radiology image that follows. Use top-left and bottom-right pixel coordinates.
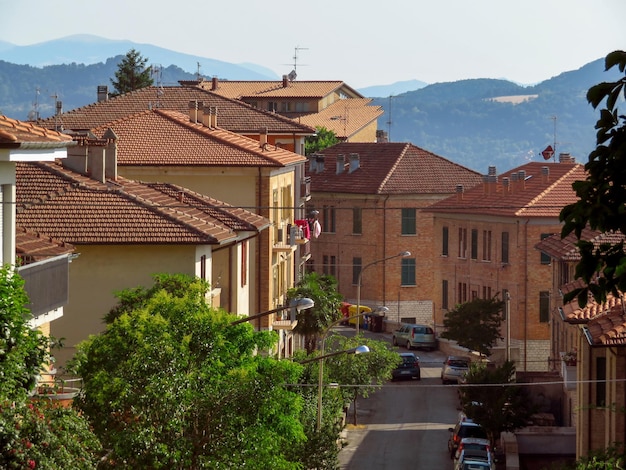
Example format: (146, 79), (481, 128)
(382, 195), (390, 305)
(257, 167), (263, 329)
(524, 218), (529, 371)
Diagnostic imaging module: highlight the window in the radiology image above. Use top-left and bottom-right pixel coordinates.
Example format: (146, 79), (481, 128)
(322, 205), (336, 233)
(458, 282), (467, 304)
(273, 189), (279, 240)
(458, 228), (467, 258)
(241, 241), (247, 287)
(539, 291), (550, 322)
(502, 288), (509, 320)
(401, 208), (417, 235)
(401, 258), (416, 285)
(352, 257), (362, 285)
(322, 255), (329, 275)
(596, 357), (606, 407)
(352, 207), (362, 234)
(442, 280), (449, 309)
(442, 226), (449, 256)
(482, 286), (491, 299)
(540, 233), (553, 264)
(501, 231), (509, 264)
(268, 101), (278, 112)
(482, 230), (492, 261)
(200, 254), (207, 280)
(330, 256), (337, 277)
(471, 229), (478, 260)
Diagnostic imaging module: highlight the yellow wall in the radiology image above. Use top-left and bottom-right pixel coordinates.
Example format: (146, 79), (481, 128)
(52, 244), (198, 366)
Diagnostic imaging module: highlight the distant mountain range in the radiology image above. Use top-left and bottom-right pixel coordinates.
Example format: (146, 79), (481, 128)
(0, 35), (618, 172)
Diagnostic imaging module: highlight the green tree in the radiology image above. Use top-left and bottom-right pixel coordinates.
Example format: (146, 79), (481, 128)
(560, 50), (626, 306)
(0, 265), (101, 469)
(73, 273), (306, 469)
(110, 48), (153, 96)
(323, 334), (400, 425)
(288, 272), (343, 354)
(458, 361), (535, 446)
(305, 126), (339, 155)
(440, 296), (504, 357)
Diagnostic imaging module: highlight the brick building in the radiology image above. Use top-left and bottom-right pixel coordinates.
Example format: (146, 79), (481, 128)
(306, 142), (482, 325)
(427, 156), (586, 371)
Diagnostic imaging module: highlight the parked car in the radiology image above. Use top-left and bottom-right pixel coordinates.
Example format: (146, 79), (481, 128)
(441, 355), (471, 384)
(448, 419), (488, 458)
(391, 352), (421, 381)
(391, 323), (436, 350)
(454, 448), (494, 470)
(454, 438), (493, 469)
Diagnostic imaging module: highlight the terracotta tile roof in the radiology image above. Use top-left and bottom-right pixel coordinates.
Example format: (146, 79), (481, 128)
(295, 98), (383, 140)
(197, 79), (363, 100)
(536, 229), (626, 262)
(16, 226), (75, 263)
(37, 86), (314, 135)
(426, 161), (587, 217)
(0, 114), (73, 148)
(87, 109), (305, 167)
(16, 161), (270, 245)
(307, 142), (483, 195)
(585, 305), (626, 346)
(560, 292), (623, 323)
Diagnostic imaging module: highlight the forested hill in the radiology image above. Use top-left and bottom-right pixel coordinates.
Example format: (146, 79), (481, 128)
(371, 57), (620, 172)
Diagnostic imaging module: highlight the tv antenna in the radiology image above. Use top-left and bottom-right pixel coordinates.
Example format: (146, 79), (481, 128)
(28, 87), (41, 121)
(150, 64), (164, 108)
(285, 46), (308, 80)
(196, 62), (202, 81)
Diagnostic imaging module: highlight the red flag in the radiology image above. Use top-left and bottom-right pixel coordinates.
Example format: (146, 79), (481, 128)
(541, 145), (554, 160)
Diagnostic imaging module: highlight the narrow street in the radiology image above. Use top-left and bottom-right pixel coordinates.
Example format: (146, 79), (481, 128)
(335, 327), (461, 469)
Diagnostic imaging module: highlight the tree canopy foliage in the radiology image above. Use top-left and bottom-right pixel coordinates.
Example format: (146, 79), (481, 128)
(440, 296), (504, 357)
(305, 126), (340, 156)
(110, 49), (153, 96)
(0, 265), (101, 469)
(73, 273), (305, 469)
(458, 361), (535, 446)
(560, 50), (626, 306)
(288, 272), (343, 354)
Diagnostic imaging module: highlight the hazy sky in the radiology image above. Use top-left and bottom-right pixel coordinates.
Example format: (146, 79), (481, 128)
(1, 0), (624, 88)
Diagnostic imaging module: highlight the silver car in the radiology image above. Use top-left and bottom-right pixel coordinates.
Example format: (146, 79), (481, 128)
(441, 355), (470, 384)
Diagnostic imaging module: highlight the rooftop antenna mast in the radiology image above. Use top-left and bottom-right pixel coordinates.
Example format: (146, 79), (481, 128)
(196, 62), (202, 81)
(150, 64), (164, 109)
(287, 46), (308, 81)
(29, 87), (41, 121)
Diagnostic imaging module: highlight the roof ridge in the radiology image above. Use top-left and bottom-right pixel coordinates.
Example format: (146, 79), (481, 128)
(517, 163), (583, 216)
(378, 143), (410, 193)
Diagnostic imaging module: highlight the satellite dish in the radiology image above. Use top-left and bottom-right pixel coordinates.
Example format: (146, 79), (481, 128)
(287, 69), (297, 81)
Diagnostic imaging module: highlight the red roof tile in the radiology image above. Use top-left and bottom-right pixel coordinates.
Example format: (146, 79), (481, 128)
(427, 161), (586, 217)
(585, 306), (626, 346)
(87, 109), (306, 167)
(16, 226), (75, 262)
(16, 161), (270, 245)
(0, 114), (73, 147)
(197, 79), (363, 100)
(307, 142), (482, 195)
(37, 86), (314, 135)
(536, 229), (626, 262)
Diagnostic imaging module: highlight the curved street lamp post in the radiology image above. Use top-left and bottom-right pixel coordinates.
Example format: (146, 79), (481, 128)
(356, 251), (411, 335)
(229, 297), (315, 326)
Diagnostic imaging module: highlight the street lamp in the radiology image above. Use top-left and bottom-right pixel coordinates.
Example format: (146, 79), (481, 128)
(356, 251), (411, 334)
(312, 310), (376, 432)
(229, 297), (315, 326)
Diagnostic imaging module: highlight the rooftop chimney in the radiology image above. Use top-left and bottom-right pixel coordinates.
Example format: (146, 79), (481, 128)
(282, 75), (289, 88)
(97, 85), (108, 102)
(211, 76), (218, 91)
(201, 105), (211, 127)
(349, 153), (360, 173)
(456, 184), (464, 201)
(188, 100), (199, 123)
(559, 153), (575, 164)
(260, 127), (268, 148)
(336, 154), (345, 174)
(502, 177), (510, 194)
(488, 165), (497, 176)
(541, 166), (550, 183)
(518, 170), (526, 190)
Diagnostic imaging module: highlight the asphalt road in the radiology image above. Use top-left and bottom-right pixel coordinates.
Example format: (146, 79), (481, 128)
(337, 332), (461, 469)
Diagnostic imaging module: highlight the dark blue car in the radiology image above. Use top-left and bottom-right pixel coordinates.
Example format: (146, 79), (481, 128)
(391, 352), (421, 380)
